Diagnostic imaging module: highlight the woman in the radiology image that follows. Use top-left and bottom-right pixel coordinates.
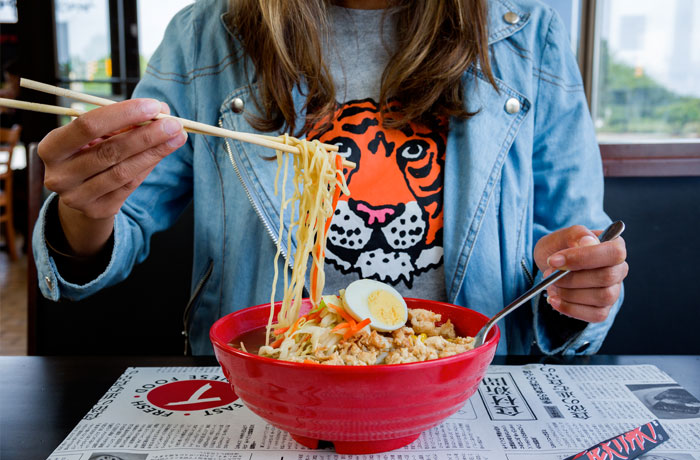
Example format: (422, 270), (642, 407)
(33, 0), (627, 355)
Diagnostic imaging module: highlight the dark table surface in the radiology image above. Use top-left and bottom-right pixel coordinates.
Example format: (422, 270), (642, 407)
(2, 355), (699, 459)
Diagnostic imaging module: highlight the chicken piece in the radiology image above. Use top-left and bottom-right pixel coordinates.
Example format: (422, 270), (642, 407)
(384, 337), (439, 363)
(385, 348), (420, 364)
(341, 355), (361, 365)
(452, 336), (474, 346)
(421, 335), (474, 358)
(437, 342), (473, 358)
(438, 320), (457, 339)
(409, 339), (439, 361)
(360, 330), (390, 350)
(424, 335), (450, 351)
(342, 350), (378, 365)
(408, 308), (443, 336)
(391, 326), (415, 348)
(320, 353), (344, 365)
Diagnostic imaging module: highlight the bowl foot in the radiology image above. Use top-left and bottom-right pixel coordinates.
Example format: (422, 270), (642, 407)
(290, 433), (421, 454)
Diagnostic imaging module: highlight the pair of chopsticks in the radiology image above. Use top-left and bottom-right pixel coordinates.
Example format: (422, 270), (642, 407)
(0, 78), (352, 166)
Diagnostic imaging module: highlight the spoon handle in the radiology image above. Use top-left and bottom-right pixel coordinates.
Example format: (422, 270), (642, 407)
(472, 221), (626, 347)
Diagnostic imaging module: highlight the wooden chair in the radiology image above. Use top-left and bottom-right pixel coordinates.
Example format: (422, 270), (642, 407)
(0, 124), (22, 261)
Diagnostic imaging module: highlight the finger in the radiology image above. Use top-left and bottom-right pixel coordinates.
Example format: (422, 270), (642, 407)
(547, 283), (621, 308)
(58, 117), (184, 187)
(91, 103), (171, 141)
(39, 98), (163, 162)
(546, 262), (629, 289)
(59, 130), (187, 214)
(80, 163), (160, 220)
(535, 225), (598, 269)
(546, 296), (612, 323)
(547, 236), (626, 271)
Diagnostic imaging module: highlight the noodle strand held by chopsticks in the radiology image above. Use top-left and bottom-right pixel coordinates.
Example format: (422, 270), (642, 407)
(266, 136), (349, 343)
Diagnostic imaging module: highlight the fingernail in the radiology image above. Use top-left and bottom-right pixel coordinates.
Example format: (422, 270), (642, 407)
(167, 131), (187, 148)
(547, 254), (565, 268)
(163, 118), (183, 136)
(578, 235), (599, 247)
(160, 102), (169, 113)
(547, 296), (561, 308)
(548, 285), (559, 296)
(142, 99), (161, 116)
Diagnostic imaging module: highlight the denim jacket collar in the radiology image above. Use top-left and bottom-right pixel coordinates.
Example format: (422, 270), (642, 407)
(487, 0), (532, 45)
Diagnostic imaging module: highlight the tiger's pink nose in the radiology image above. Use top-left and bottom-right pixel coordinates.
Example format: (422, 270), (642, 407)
(356, 202), (395, 226)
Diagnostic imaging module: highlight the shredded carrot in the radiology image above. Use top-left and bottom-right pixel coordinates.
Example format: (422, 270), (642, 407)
(332, 322), (350, 333)
(273, 326), (290, 335)
(271, 337), (284, 348)
(342, 318), (372, 340)
(289, 317), (304, 335)
(328, 304), (356, 326)
(306, 311), (322, 322)
(303, 359), (316, 364)
(355, 317), (371, 330)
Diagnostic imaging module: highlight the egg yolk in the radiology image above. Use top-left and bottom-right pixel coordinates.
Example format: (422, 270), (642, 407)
(367, 290), (405, 325)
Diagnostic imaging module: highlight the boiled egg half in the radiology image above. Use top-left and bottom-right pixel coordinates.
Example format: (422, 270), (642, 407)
(342, 279), (408, 332)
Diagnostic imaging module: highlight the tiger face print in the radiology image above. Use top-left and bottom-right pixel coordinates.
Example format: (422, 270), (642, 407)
(309, 99), (447, 287)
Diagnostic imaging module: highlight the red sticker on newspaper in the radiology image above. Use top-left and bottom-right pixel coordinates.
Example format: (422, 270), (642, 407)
(564, 420), (669, 460)
(146, 380), (238, 411)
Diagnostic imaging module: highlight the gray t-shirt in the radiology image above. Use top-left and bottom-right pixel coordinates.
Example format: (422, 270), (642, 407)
(318, 6), (447, 302)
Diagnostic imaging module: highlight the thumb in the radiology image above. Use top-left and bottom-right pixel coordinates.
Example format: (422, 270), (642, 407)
(535, 225), (599, 272)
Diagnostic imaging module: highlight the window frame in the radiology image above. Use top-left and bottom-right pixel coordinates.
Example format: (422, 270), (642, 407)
(54, 0), (139, 101)
(578, 0), (700, 177)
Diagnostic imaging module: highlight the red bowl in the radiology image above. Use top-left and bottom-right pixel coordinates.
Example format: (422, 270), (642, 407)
(210, 298), (499, 454)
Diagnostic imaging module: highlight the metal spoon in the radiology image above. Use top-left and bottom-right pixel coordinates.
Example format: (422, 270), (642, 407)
(472, 220), (626, 348)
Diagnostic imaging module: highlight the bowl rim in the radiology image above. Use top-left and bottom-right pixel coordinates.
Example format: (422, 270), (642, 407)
(210, 298), (500, 372)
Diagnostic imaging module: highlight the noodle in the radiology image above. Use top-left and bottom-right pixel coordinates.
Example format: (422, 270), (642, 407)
(267, 135), (349, 342)
(228, 136), (476, 365)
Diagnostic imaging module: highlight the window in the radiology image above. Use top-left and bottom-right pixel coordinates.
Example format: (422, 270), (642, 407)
(586, 0), (700, 176)
(52, 0), (193, 124)
(592, 0), (700, 142)
(0, 0), (17, 23)
(137, 0), (194, 76)
(55, 0), (112, 97)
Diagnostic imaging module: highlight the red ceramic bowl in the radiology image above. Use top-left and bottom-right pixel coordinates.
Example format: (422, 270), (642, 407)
(210, 298), (499, 454)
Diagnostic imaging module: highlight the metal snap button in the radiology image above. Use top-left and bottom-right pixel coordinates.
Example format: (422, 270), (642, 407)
(575, 341), (591, 353)
(503, 11), (520, 25)
(44, 276), (53, 290)
(231, 97), (245, 113)
(505, 98), (521, 114)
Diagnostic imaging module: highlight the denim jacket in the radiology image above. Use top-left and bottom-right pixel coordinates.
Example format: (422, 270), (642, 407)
(33, 0), (622, 355)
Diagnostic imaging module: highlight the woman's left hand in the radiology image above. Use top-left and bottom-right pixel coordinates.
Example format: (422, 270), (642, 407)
(534, 225), (628, 323)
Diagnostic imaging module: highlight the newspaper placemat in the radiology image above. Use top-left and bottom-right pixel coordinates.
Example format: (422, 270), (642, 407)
(47, 365), (700, 460)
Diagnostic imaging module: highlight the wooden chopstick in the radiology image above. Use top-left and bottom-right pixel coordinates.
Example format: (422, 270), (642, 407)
(16, 78), (351, 165)
(0, 98), (85, 117)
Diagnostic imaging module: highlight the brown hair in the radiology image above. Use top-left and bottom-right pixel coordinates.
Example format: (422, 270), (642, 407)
(229, 0), (495, 135)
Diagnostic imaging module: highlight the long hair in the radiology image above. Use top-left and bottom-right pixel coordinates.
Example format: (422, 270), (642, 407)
(229, 0), (495, 135)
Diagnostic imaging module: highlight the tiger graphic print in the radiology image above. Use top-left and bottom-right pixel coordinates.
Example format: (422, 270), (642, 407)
(309, 99), (447, 288)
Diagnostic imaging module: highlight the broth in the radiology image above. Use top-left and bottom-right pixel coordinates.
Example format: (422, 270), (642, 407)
(229, 326), (268, 354)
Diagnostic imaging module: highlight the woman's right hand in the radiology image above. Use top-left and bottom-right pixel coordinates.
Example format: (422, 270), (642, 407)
(38, 99), (187, 257)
